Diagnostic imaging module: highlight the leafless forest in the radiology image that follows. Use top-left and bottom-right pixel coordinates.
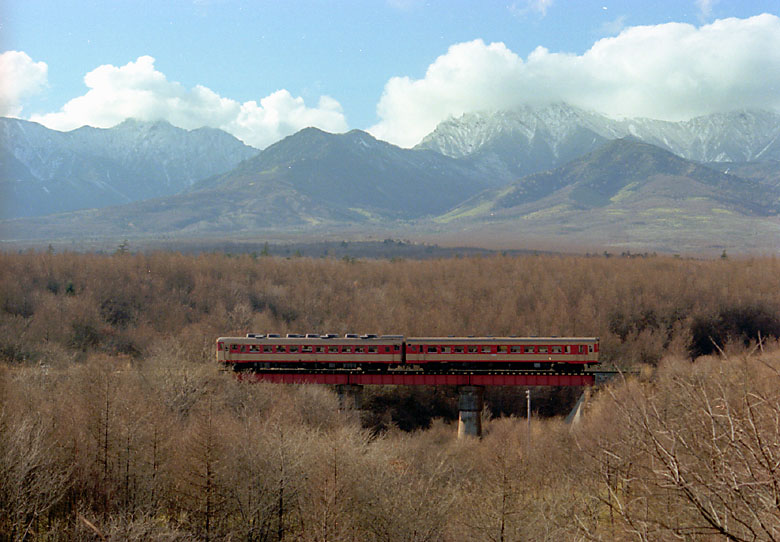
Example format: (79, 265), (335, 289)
(1, 251), (780, 540)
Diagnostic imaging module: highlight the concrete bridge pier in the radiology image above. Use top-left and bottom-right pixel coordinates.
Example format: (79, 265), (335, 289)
(565, 388), (591, 426)
(336, 384), (363, 410)
(457, 385), (484, 438)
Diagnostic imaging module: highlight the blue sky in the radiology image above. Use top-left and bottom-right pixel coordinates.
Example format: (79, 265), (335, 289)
(2, 1), (779, 148)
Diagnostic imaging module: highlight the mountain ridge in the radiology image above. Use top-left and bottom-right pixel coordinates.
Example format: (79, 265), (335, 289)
(0, 117), (258, 218)
(197, 127), (502, 219)
(435, 138), (780, 252)
(2, 107), (780, 253)
(416, 104), (780, 182)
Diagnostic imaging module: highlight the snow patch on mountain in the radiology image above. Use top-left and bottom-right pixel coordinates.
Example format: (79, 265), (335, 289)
(0, 117), (258, 218)
(417, 104), (780, 179)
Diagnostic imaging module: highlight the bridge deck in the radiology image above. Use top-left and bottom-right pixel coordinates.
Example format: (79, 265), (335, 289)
(240, 371), (596, 386)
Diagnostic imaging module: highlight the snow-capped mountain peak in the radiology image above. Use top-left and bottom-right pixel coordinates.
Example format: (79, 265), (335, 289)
(415, 104), (780, 181)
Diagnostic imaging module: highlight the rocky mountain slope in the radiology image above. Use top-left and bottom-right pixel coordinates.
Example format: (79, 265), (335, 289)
(0, 118), (258, 218)
(443, 138), (778, 217)
(417, 104), (780, 182)
(196, 127), (501, 219)
(0, 127), (502, 239)
(436, 138), (780, 252)
(2, 107), (779, 253)
(708, 160), (780, 189)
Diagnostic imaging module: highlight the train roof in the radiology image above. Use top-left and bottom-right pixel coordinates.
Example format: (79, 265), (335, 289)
(218, 335), (405, 343)
(219, 335), (598, 343)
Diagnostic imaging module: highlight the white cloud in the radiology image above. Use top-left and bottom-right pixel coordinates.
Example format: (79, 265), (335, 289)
(599, 15), (628, 36)
(29, 56), (348, 149)
(369, 14), (780, 147)
(696, 0), (717, 19)
(0, 51), (48, 117)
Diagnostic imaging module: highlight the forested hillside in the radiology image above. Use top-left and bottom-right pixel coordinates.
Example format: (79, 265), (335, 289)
(2, 251), (778, 367)
(1, 251), (779, 539)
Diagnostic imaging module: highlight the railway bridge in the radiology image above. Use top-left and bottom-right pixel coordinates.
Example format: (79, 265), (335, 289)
(240, 369), (618, 437)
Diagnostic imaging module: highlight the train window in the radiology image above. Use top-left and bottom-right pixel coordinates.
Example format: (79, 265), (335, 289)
(552, 346), (562, 353)
(394, 344), (401, 352)
(539, 346), (549, 354)
(263, 346), (272, 353)
(468, 346), (478, 353)
(564, 346), (571, 354)
(329, 346), (339, 353)
(454, 346), (465, 353)
(589, 345), (594, 353)
(302, 345), (312, 353)
(289, 346), (299, 353)
(315, 346), (324, 353)
(481, 346), (492, 353)
(368, 346), (378, 353)
(524, 346), (534, 353)
(425, 345), (437, 353)
(408, 345), (418, 353)
(229, 344), (238, 352)
(497, 345), (508, 353)
(510, 346), (521, 353)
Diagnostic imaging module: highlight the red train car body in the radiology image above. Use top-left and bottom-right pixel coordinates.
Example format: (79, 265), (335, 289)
(216, 334), (599, 373)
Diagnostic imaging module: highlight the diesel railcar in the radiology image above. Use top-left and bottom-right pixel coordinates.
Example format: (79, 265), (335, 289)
(217, 334), (599, 373)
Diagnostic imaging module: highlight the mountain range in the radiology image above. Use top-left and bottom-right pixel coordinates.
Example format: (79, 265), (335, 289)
(435, 137), (780, 253)
(1, 104), (779, 252)
(0, 117), (257, 218)
(417, 104), (780, 181)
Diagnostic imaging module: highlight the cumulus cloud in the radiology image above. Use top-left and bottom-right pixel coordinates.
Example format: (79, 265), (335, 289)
(30, 56), (348, 149)
(0, 51), (48, 117)
(369, 14), (780, 147)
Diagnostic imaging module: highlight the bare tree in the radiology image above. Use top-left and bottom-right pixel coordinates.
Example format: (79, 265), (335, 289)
(296, 425), (372, 542)
(580, 354), (780, 541)
(360, 435), (457, 542)
(0, 368), (71, 540)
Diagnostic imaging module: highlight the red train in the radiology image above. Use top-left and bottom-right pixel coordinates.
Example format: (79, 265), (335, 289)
(216, 334), (599, 373)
